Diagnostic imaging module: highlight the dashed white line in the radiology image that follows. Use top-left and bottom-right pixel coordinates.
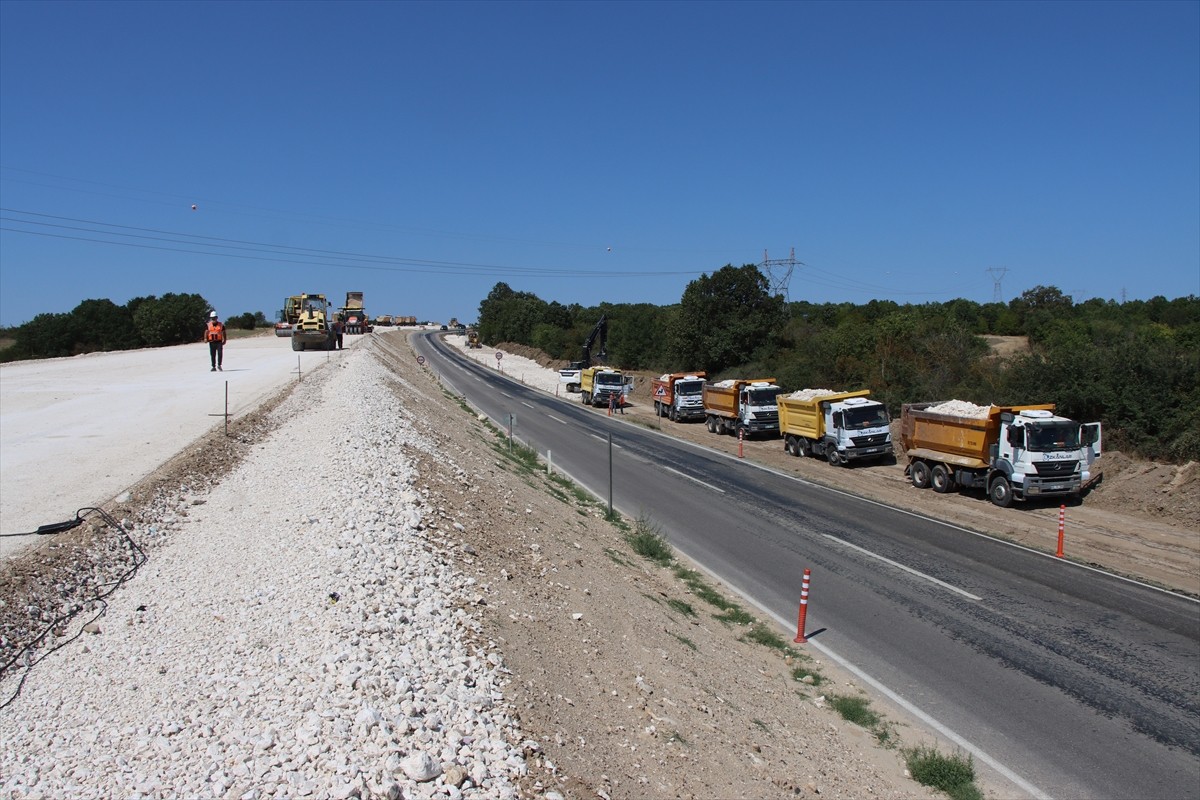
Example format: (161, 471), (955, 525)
(822, 534), (982, 601)
(660, 464), (725, 494)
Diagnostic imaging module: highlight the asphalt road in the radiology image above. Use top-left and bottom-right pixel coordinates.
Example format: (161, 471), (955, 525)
(415, 331), (1200, 800)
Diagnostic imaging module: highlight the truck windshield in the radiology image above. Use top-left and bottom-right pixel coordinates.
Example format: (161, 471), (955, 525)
(596, 374), (623, 387)
(1025, 422), (1080, 452)
(842, 406), (890, 430)
(677, 382), (704, 396)
(746, 388), (781, 405)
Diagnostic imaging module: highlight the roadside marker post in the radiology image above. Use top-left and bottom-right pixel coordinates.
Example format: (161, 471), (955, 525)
(793, 568), (812, 644)
(207, 381), (231, 436)
(738, 426), (744, 458)
(1056, 504), (1066, 558)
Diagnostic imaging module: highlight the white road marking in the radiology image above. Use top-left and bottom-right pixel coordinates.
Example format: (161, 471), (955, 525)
(521, 401), (535, 409)
(660, 464), (725, 494)
(547, 414), (567, 425)
(822, 534), (982, 601)
(500, 391), (512, 398)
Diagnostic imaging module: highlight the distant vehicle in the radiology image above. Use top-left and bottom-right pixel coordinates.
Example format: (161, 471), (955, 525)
(440, 325), (448, 331)
(651, 372), (707, 422)
(559, 314), (608, 393)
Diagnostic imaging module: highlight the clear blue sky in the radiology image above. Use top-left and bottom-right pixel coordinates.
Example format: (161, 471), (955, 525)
(2, 0), (1197, 328)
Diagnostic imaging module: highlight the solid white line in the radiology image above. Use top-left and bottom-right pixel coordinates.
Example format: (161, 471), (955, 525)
(823, 534), (982, 601)
(660, 464), (725, 494)
(700, 565), (1052, 800)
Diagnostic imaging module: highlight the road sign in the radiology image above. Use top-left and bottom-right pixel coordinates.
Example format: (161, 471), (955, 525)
(416, 355), (425, 365)
(495, 352), (503, 361)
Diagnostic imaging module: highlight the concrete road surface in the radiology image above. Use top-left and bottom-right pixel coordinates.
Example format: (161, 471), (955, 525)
(0, 334), (342, 557)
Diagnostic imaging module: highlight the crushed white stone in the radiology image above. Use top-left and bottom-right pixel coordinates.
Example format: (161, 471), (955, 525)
(0, 346), (525, 800)
(785, 388), (836, 401)
(925, 399), (993, 418)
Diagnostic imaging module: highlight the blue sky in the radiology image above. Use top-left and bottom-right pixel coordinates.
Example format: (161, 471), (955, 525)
(2, 0), (1197, 328)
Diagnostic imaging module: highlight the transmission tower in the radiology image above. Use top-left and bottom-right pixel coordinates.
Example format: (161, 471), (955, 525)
(986, 267), (1008, 303)
(760, 248), (802, 301)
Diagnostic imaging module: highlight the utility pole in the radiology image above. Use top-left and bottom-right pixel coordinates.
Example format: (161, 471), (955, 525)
(986, 267), (1008, 303)
(760, 248), (802, 302)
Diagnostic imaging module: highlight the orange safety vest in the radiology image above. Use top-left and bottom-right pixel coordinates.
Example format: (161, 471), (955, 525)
(205, 320), (226, 343)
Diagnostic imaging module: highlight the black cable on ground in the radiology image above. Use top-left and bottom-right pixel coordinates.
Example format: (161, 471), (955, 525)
(0, 517), (85, 537)
(0, 507), (146, 710)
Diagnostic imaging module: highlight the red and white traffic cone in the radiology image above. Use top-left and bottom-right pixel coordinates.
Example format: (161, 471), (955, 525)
(1056, 504), (1066, 558)
(794, 568), (811, 643)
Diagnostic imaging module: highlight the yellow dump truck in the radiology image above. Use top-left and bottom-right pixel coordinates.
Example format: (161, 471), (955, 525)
(580, 367), (625, 408)
(778, 389), (892, 466)
(901, 401), (1102, 507)
(702, 378), (783, 438)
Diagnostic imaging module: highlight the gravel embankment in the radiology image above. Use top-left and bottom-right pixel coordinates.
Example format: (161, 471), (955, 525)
(1, 345), (531, 800)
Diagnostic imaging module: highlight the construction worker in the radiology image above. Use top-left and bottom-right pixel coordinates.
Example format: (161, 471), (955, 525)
(333, 316), (345, 349)
(205, 311), (227, 371)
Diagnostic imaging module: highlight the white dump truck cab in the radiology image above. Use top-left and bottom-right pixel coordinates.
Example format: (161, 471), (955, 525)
(739, 381), (783, 435)
(827, 396), (892, 462)
(994, 409), (1102, 505)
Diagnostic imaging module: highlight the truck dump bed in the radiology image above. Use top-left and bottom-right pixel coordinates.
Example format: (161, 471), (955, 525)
(703, 378), (777, 418)
(778, 390), (871, 439)
(901, 401), (1055, 467)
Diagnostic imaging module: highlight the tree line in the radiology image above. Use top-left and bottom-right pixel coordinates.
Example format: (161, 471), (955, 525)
(478, 269), (1200, 462)
(0, 295), (269, 363)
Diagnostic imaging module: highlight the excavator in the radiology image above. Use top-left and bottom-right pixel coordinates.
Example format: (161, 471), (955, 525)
(558, 315), (607, 393)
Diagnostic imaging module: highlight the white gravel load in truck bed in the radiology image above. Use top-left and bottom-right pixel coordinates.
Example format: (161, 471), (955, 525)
(925, 399), (993, 418)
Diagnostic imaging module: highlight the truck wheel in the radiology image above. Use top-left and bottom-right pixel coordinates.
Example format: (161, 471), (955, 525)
(931, 464), (953, 493)
(669, 407), (677, 422)
(706, 416), (716, 433)
(582, 392), (590, 405)
(989, 476), (1014, 508)
(910, 461), (931, 489)
(291, 338), (302, 352)
(827, 449), (841, 467)
(799, 438), (813, 458)
(655, 402), (662, 417)
(784, 436), (797, 456)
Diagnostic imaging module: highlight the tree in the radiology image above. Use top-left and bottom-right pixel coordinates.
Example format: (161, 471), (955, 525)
(669, 264), (786, 374)
(132, 293), (211, 346)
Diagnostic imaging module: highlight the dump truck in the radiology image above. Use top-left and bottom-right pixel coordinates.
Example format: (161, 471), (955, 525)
(901, 400), (1102, 507)
(275, 295), (303, 337)
(651, 372), (707, 422)
(580, 366), (625, 408)
(291, 293), (337, 351)
(703, 378), (783, 438)
(560, 315), (608, 393)
(340, 292), (370, 334)
(778, 389), (893, 466)
(373, 314), (394, 327)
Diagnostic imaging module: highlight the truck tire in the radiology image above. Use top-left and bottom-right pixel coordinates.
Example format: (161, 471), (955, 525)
(706, 416), (716, 433)
(827, 448), (841, 466)
(989, 476), (1014, 508)
(582, 392), (591, 405)
(910, 460), (931, 489)
(291, 338), (302, 352)
(785, 436), (797, 456)
(669, 407), (677, 422)
(931, 464), (953, 493)
(654, 402), (662, 417)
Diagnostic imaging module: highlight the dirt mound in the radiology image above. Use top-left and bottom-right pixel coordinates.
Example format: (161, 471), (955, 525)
(1086, 452), (1200, 529)
(493, 342), (565, 370)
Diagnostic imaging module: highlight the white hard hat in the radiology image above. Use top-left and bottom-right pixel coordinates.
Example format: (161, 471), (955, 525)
(209, 311), (218, 318)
